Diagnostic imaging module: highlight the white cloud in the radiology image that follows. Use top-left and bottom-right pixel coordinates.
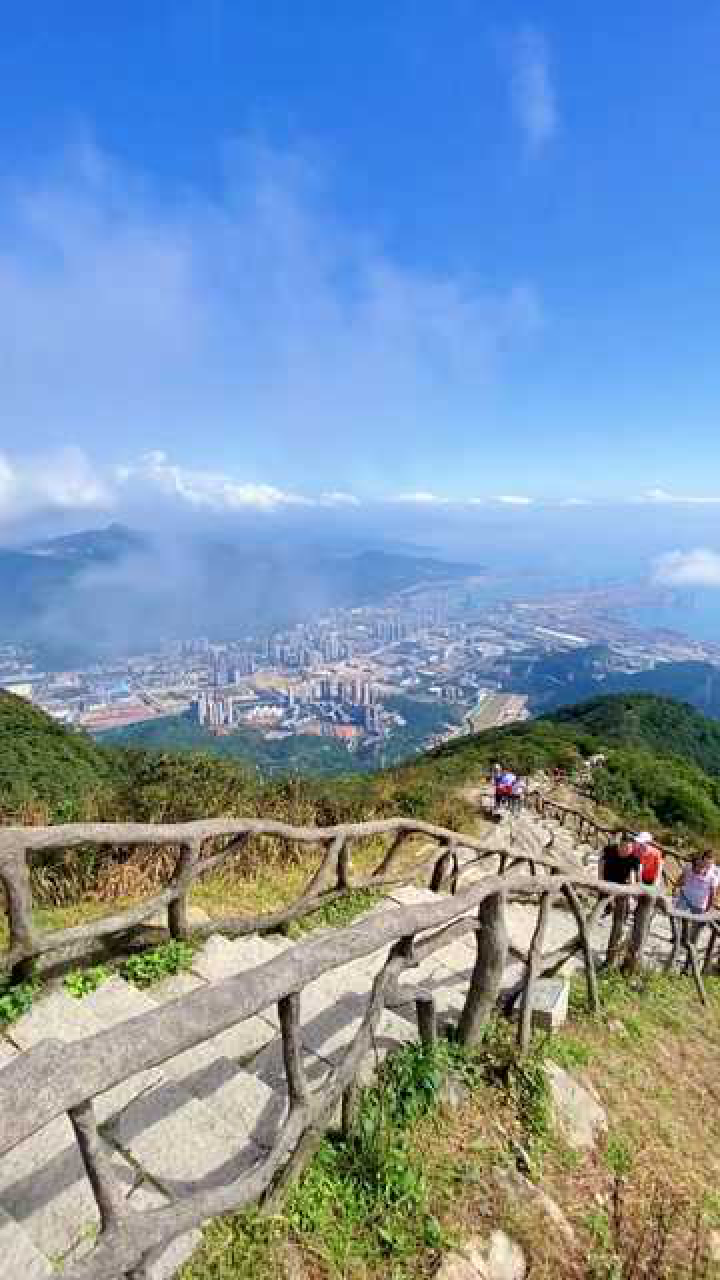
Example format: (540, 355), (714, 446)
(0, 448), (113, 524)
(319, 491), (361, 507)
(392, 491), (448, 505)
(509, 26), (557, 148)
(653, 548), (720, 588)
(0, 447), (364, 524)
(0, 141), (542, 509)
(640, 488), (720, 506)
(118, 451), (311, 512)
(493, 494), (533, 506)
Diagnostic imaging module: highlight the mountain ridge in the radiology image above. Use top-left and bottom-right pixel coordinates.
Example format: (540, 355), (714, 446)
(4, 688), (720, 840)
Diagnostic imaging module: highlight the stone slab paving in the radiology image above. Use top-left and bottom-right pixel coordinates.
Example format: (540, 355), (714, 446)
(106, 1077), (263, 1198)
(0, 1205), (52, 1279)
(0, 1112), (116, 1261)
(148, 970), (208, 1002)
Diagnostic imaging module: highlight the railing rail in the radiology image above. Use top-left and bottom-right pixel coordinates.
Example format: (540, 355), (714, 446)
(0, 815), (556, 981)
(526, 789), (693, 862)
(1, 812), (718, 1280)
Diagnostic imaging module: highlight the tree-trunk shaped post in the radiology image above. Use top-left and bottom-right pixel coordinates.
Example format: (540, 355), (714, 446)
(278, 992), (309, 1108)
(430, 846), (454, 893)
(605, 896), (629, 968)
(303, 834), (345, 898)
(664, 911), (682, 973)
(3, 851), (36, 982)
(372, 830), (413, 879)
(623, 894), (655, 974)
(336, 839), (353, 891)
(458, 891), (508, 1046)
(703, 925), (719, 976)
(68, 1099), (127, 1233)
(562, 883), (600, 1014)
(168, 839), (202, 941)
(518, 891), (553, 1054)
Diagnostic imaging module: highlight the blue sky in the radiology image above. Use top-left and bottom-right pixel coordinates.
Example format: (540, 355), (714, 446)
(2, 1), (720, 560)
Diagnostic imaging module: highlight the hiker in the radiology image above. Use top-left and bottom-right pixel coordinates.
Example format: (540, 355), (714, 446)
(510, 775), (526, 814)
(494, 768), (516, 811)
(674, 851), (720, 946)
(631, 831), (664, 888)
(600, 837), (641, 965)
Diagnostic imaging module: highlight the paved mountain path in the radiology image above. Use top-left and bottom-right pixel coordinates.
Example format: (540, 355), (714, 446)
(0, 795), (674, 1279)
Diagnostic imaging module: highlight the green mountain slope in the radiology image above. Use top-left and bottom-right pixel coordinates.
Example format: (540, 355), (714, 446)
(4, 689), (720, 839)
(0, 691), (122, 822)
(504, 648), (720, 719)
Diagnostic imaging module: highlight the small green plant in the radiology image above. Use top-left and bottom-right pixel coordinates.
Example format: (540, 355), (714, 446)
(0, 976), (38, 1026)
(284, 1041), (454, 1271)
(64, 965), (110, 999)
(179, 1210), (284, 1280)
(121, 939), (195, 988)
(466, 1017), (551, 1163)
(545, 1034), (593, 1069)
(289, 887), (383, 937)
(605, 1134), (633, 1179)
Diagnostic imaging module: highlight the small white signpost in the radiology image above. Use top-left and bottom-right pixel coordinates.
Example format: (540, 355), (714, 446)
(529, 978), (569, 1032)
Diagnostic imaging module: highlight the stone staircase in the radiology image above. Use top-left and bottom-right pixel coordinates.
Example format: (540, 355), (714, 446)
(0, 803), (672, 1279)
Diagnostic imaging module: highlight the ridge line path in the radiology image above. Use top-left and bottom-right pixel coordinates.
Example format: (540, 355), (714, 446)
(0, 791), (671, 1279)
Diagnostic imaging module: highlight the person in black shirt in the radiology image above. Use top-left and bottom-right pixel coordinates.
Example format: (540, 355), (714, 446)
(600, 840), (641, 964)
(600, 840), (641, 885)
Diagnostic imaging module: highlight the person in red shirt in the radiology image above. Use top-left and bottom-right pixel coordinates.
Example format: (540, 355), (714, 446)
(631, 831), (663, 887)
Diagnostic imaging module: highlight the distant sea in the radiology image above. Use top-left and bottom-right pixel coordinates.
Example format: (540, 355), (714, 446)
(625, 595), (720, 646)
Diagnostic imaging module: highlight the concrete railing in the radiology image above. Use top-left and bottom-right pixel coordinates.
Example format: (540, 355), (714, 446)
(0, 815), (547, 982)
(1, 816), (718, 1280)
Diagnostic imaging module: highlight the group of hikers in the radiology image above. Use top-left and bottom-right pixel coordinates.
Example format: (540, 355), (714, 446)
(491, 763), (527, 814)
(600, 831), (720, 936)
(490, 762), (720, 946)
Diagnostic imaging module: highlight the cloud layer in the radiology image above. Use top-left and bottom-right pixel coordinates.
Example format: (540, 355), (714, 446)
(0, 141), (542, 506)
(653, 548), (720, 589)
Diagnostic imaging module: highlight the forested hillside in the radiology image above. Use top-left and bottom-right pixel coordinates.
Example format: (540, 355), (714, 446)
(0, 691), (121, 822)
(505, 647), (720, 719)
(4, 689), (720, 841)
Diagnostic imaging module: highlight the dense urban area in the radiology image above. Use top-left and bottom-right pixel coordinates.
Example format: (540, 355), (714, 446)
(2, 574), (718, 772)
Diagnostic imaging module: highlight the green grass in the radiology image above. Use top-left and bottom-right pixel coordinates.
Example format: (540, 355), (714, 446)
(180, 1041), (462, 1280)
(0, 976), (39, 1026)
(180, 1030), (554, 1280)
(64, 965), (111, 998)
(121, 939), (196, 988)
(288, 887), (384, 937)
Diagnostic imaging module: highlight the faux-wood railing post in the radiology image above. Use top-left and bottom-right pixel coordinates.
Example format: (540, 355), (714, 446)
(430, 845), (454, 893)
(279, 992), (309, 1106)
(2, 850), (36, 982)
(623, 894), (654, 974)
(457, 891), (508, 1046)
(168, 839), (202, 941)
(518, 891), (552, 1054)
(703, 925), (718, 975)
(68, 1099), (127, 1233)
(303, 833), (345, 897)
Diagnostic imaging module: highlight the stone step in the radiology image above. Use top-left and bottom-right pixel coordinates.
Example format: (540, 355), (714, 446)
(0, 990), (139, 1262)
(0, 1205), (52, 1278)
(6, 989), (103, 1052)
(190, 932), (284, 983)
(104, 1075), (262, 1199)
(0, 1108), (132, 1262)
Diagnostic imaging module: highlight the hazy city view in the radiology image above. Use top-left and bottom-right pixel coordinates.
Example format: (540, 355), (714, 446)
(3, 533), (719, 774)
